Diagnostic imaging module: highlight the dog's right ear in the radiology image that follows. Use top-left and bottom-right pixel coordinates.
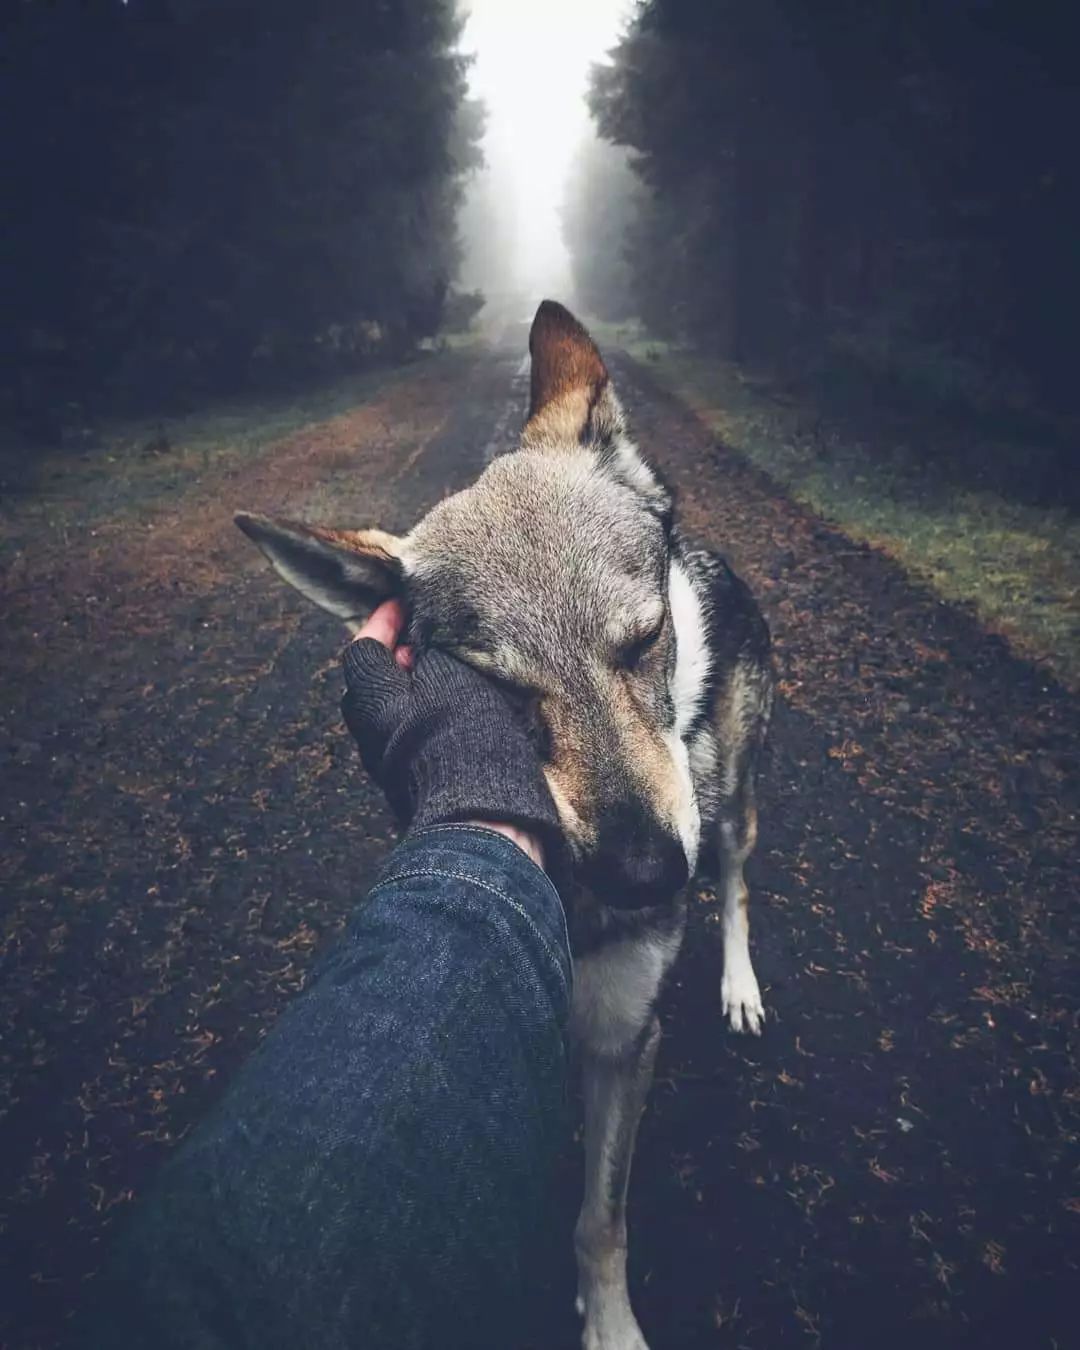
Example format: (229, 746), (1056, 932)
(522, 300), (611, 448)
(523, 300), (672, 519)
(235, 512), (403, 624)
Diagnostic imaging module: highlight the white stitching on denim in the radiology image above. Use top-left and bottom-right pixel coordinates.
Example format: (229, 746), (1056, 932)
(369, 866), (571, 996)
(403, 826), (572, 967)
(412, 824), (558, 890)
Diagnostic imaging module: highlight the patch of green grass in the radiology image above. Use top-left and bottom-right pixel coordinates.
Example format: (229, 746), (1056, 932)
(593, 319), (1080, 689)
(419, 329), (488, 354)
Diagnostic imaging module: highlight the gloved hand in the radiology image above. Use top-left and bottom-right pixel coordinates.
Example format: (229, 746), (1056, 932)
(341, 609), (566, 877)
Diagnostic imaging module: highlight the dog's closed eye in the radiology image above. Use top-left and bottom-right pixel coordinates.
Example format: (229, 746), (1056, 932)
(618, 614), (665, 672)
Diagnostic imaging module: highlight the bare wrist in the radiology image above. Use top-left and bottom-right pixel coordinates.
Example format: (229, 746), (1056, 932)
(463, 820), (546, 870)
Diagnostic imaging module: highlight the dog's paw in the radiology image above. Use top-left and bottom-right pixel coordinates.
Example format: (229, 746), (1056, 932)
(581, 1313), (650, 1350)
(722, 962), (764, 1034)
(577, 1285), (650, 1350)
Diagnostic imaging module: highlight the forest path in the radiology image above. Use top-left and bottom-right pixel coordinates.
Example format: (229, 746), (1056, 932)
(1, 330), (1076, 1349)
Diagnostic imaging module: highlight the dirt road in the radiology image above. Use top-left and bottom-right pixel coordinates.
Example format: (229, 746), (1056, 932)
(1, 328), (1077, 1349)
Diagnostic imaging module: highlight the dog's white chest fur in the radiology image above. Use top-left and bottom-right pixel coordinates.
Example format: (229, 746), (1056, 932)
(668, 557), (712, 738)
(661, 558), (713, 872)
(571, 929), (683, 1056)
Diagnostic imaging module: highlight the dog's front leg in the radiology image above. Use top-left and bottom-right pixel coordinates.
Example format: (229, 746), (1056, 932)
(574, 1015), (660, 1350)
(718, 817), (764, 1034)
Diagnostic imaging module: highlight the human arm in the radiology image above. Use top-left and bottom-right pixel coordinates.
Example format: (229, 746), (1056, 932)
(75, 607), (573, 1350)
(77, 824), (570, 1350)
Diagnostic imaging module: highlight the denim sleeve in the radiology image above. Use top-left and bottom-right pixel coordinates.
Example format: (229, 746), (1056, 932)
(75, 826), (572, 1350)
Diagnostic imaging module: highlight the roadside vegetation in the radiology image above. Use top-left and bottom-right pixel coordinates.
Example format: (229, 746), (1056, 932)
(0, 347), (478, 573)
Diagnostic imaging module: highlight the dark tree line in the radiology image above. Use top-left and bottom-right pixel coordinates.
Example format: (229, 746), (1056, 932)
(567, 0), (1080, 421)
(2, 0), (481, 431)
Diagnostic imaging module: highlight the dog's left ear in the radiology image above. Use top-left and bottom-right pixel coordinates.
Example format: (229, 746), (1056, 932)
(524, 300), (671, 518)
(235, 512), (404, 625)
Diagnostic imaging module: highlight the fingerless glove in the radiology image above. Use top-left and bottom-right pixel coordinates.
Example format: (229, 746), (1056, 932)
(342, 640), (565, 866)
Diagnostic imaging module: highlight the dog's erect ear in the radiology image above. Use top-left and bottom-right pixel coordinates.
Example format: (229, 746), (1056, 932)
(523, 300), (672, 520)
(235, 512), (403, 623)
(523, 300), (611, 447)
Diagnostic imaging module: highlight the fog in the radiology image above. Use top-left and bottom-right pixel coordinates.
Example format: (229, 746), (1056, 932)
(457, 0), (629, 311)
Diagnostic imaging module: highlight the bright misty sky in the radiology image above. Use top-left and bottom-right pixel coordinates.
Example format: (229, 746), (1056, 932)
(460, 0), (630, 299)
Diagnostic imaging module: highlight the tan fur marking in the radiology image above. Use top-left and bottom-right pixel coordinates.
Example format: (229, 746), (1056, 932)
(544, 766), (597, 850)
(315, 526), (403, 563)
(521, 389), (598, 450)
(609, 678), (686, 834)
(743, 804), (758, 860)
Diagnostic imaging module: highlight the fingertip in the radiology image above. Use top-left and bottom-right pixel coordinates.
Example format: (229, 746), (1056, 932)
(395, 644), (414, 671)
(354, 597), (406, 650)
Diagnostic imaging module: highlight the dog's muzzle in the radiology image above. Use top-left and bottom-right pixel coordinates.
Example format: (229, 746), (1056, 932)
(581, 811), (689, 909)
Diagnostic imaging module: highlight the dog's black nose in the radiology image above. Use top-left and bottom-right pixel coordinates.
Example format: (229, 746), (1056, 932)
(583, 825), (689, 908)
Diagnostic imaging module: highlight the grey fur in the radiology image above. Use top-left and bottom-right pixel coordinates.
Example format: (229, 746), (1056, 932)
(235, 301), (773, 1350)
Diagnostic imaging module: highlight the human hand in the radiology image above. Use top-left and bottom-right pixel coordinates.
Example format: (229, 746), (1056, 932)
(341, 601), (563, 874)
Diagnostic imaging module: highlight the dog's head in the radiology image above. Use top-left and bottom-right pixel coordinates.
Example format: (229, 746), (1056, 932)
(237, 302), (698, 903)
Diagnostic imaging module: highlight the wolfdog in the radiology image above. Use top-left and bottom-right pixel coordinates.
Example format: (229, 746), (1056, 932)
(236, 301), (773, 1350)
